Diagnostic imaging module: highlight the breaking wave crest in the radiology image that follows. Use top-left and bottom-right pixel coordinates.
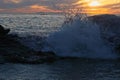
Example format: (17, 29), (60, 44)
(43, 15), (118, 59)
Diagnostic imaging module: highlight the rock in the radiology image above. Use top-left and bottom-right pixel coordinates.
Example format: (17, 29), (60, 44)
(3, 51), (58, 64)
(89, 14), (120, 39)
(88, 14), (120, 53)
(0, 37), (58, 64)
(115, 44), (120, 53)
(0, 56), (6, 64)
(37, 51), (56, 57)
(0, 25), (10, 37)
(0, 35), (58, 64)
(0, 25), (39, 64)
(36, 51), (58, 63)
(0, 25), (58, 64)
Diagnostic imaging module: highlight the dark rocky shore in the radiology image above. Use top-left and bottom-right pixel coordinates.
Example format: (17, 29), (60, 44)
(0, 14), (120, 64)
(0, 25), (58, 64)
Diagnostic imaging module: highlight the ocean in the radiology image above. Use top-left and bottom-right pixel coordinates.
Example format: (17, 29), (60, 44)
(0, 14), (118, 59)
(0, 14), (64, 37)
(0, 14), (64, 51)
(0, 14), (120, 80)
(0, 59), (120, 80)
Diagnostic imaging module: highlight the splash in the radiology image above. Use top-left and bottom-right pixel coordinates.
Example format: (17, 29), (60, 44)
(43, 14), (118, 59)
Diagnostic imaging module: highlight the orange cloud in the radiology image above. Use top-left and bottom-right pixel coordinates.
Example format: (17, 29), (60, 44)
(73, 0), (120, 15)
(0, 0), (119, 14)
(30, 5), (48, 9)
(0, 8), (4, 10)
(29, 4), (60, 13)
(0, 5), (60, 13)
(4, 0), (22, 4)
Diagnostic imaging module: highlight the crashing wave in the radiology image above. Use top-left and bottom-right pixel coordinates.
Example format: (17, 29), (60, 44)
(43, 14), (119, 59)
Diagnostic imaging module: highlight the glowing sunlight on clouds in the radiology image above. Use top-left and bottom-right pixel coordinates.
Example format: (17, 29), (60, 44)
(0, 0), (119, 14)
(75, 0), (120, 15)
(4, 0), (22, 4)
(88, 1), (101, 7)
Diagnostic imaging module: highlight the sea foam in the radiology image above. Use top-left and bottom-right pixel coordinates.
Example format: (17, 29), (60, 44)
(43, 15), (118, 59)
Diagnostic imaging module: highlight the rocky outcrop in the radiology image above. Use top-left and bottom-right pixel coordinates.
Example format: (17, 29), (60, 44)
(89, 14), (120, 53)
(0, 25), (58, 64)
(0, 25), (10, 37)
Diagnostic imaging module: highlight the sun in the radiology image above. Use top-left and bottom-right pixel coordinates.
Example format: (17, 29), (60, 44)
(89, 1), (100, 7)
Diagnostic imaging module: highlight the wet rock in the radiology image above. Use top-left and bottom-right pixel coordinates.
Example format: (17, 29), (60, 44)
(0, 25), (51, 64)
(89, 14), (120, 53)
(35, 51), (58, 63)
(0, 25), (10, 37)
(3, 51), (58, 64)
(0, 56), (6, 64)
(89, 14), (120, 40)
(115, 44), (120, 53)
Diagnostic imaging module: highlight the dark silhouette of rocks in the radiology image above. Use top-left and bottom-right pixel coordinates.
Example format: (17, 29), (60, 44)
(89, 14), (120, 53)
(0, 25), (10, 37)
(0, 14), (120, 63)
(0, 25), (58, 64)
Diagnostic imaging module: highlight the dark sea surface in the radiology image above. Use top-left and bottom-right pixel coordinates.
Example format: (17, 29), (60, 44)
(0, 59), (120, 80)
(0, 14), (120, 80)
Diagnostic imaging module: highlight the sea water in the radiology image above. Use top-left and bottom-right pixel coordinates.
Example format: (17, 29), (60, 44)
(0, 60), (120, 80)
(0, 14), (118, 59)
(0, 14), (120, 80)
(44, 15), (118, 59)
(0, 14), (64, 50)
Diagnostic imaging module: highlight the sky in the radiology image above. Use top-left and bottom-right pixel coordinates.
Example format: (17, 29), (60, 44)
(0, 0), (119, 14)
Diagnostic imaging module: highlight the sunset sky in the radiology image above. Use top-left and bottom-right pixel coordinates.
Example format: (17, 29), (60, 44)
(0, 0), (119, 14)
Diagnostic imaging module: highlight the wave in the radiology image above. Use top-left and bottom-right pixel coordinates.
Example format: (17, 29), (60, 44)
(42, 14), (119, 59)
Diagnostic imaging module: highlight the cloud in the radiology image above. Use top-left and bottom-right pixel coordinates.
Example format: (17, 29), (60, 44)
(0, 4), (60, 13)
(4, 0), (22, 4)
(29, 4), (60, 12)
(0, 0), (119, 14)
(0, 0), (78, 13)
(0, 0), (77, 9)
